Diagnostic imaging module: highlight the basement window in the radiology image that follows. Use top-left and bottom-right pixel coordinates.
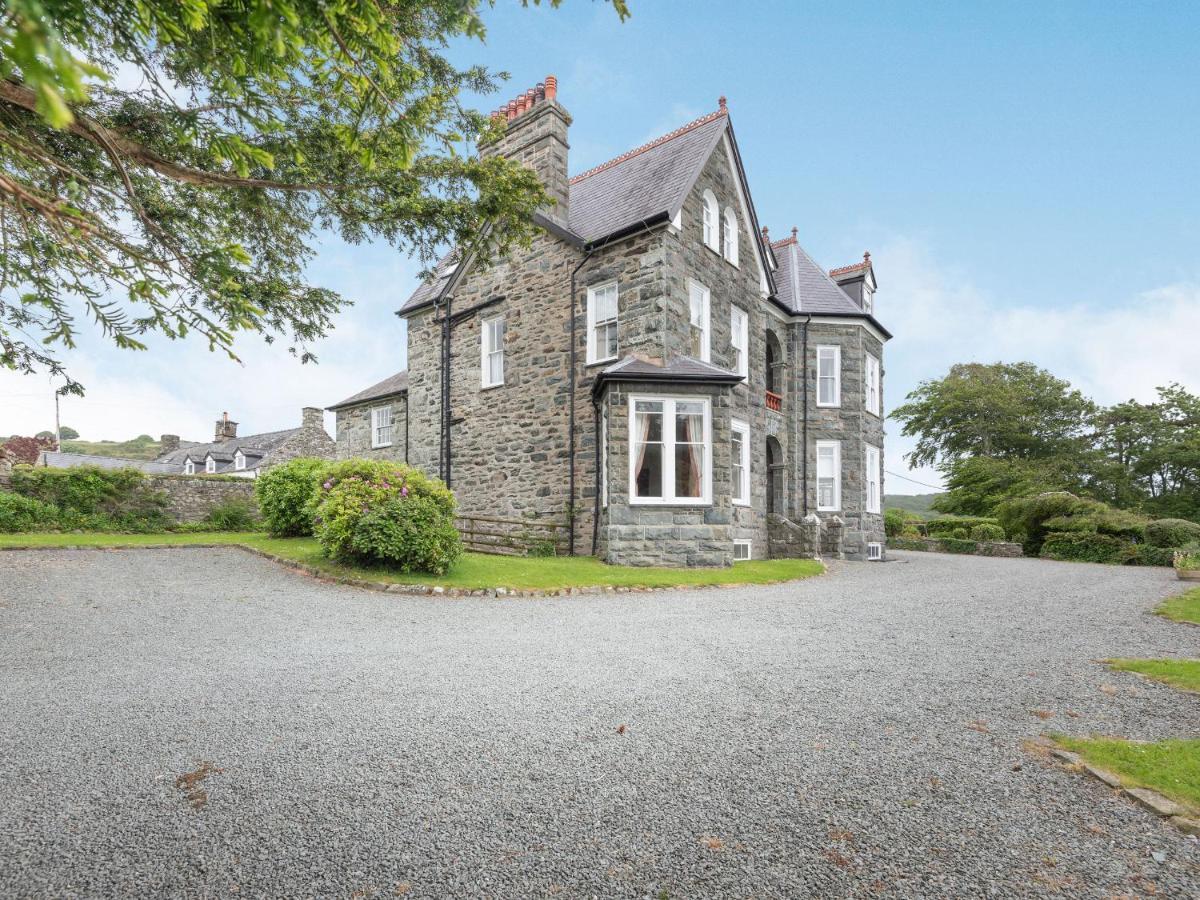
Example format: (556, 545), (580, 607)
(733, 540), (752, 561)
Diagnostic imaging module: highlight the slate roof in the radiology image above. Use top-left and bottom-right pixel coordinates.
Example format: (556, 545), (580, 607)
(36, 450), (177, 475)
(327, 370), (409, 411)
(156, 427), (301, 472)
(592, 355), (743, 395)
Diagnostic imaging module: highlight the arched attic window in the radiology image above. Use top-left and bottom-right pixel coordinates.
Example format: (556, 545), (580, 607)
(722, 207), (739, 266)
(701, 189), (719, 252)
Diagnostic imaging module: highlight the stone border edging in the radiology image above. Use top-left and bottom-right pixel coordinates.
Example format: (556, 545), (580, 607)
(1049, 745), (1200, 835)
(0, 542), (823, 598)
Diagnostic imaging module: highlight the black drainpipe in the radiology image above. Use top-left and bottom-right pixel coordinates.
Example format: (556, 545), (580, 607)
(567, 250), (594, 556)
(800, 313), (811, 517)
(404, 391), (410, 464)
(591, 392), (603, 557)
(438, 293), (453, 487)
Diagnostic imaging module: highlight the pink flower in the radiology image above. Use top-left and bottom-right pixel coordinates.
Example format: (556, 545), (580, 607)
(323, 480), (332, 490)
(401, 486), (409, 497)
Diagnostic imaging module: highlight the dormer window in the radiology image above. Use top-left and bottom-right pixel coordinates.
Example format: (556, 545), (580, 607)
(722, 208), (739, 266)
(184, 459), (194, 475)
(235, 450), (246, 471)
(701, 190), (719, 252)
(205, 456), (216, 474)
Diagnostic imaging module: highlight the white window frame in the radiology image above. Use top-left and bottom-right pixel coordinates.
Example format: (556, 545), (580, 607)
(701, 189), (719, 252)
(370, 405), (393, 448)
(628, 395), (712, 506)
(816, 440), (841, 512)
(481, 314), (505, 388)
(865, 353), (881, 417)
(733, 539), (752, 561)
(586, 281), (619, 365)
(205, 456), (216, 474)
(816, 345), (841, 408)
(722, 207), (739, 266)
(865, 444), (882, 514)
(730, 306), (748, 378)
(234, 450), (246, 471)
(687, 279), (711, 362)
(731, 418), (750, 506)
(183, 459), (194, 475)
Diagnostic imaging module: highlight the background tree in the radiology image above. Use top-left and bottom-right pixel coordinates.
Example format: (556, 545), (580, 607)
(2, 434), (54, 464)
(58, 425), (78, 439)
(0, 0), (626, 394)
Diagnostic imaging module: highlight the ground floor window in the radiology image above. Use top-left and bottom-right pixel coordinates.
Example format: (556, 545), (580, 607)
(630, 396), (711, 504)
(731, 419), (750, 505)
(733, 539), (752, 561)
(816, 440), (841, 511)
(865, 444), (881, 514)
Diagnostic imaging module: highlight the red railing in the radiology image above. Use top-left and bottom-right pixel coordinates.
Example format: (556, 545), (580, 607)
(765, 390), (782, 412)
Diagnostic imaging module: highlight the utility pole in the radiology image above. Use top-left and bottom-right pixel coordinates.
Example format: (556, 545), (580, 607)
(54, 385), (61, 450)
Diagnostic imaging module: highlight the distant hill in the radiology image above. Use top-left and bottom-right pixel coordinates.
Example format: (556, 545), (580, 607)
(60, 436), (162, 460)
(884, 493), (944, 518)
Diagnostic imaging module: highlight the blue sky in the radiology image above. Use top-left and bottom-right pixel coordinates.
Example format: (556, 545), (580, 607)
(3, 1), (1197, 493)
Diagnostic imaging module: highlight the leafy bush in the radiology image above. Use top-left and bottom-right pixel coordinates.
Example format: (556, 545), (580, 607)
(0, 492), (59, 532)
(203, 497), (259, 531)
(925, 517), (1001, 538)
(1129, 545), (1176, 568)
(254, 457), (327, 536)
(998, 492), (1149, 556)
(10, 465), (169, 531)
(313, 459), (462, 574)
(970, 523), (1006, 542)
(949, 527), (969, 540)
(1177, 544), (1200, 571)
(1040, 531), (1127, 565)
(884, 508), (909, 538)
(1146, 519), (1200, 549)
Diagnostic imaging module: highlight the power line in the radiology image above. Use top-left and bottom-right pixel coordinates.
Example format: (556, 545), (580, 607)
(885, 469), (944, 490)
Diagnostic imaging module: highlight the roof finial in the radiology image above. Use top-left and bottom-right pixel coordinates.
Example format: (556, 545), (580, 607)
(791, 226), (798, 241)
(864, 250), (871, 263)
(761, 226), (769, 241)
(718, 95), (727, 113)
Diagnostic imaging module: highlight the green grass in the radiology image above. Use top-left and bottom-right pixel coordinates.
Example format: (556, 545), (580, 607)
(1158, 587), (1200, 625)
(1055, 736), (1200, 812)
(1107, 658), (1200, 694)
(0, 532), (824, 590)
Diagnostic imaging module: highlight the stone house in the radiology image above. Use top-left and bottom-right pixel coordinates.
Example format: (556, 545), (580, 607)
(344, 75), (890, 566)
(327, 371), (410, 461)
(154, 409), (335, 477)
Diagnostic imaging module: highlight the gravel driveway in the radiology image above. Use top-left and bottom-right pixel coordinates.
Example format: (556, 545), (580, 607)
(1, 548), (1197, 898)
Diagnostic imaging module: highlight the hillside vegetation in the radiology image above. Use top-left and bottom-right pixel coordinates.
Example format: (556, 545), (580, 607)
(60, 436), (162, 461)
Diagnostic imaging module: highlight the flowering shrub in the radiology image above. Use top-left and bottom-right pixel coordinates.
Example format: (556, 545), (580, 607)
(313, 459), (462, 574)
(255, 457), (326, 536)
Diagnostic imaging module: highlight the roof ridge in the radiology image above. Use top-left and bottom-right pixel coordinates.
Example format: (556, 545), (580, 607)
(569, 107), (728, 186)
(829, 252), (872, 277)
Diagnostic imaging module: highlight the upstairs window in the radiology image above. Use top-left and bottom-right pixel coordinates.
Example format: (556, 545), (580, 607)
(371, 405), (393, 448)
(730, 306), (748, 378)
(586, 282), (619, 364)
(701, 190), (719, 252)
(865, 353), (881, 416)
(817, 345), (841, 407)
(235, 451), (246, 471)
(731, 419), (750, 506)
(687, 279), (710, 362)
(481, 315), (505, 387)
(816, 440), (841, 511)
(865, 444), (881, 514)
(722, 207), (739, 266)
(184, 459), (194, 475)
(205, 456), (216, 474)
(630, 396), (711, 505)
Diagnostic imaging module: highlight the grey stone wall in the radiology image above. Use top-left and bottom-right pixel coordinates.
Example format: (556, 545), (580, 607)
(150, 476), (258, 523)
(334, 395), (408, 462)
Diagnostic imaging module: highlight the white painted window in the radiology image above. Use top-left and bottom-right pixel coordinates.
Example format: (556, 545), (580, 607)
(687, 279), (710, 362)
(371, 405), (393, 448)
(867, 542), (883, 561)
(865, 444), (881, 514)
(730, 306), (748, 378)
(184, 459), (194, 475)
(733, 539), (752, 561)
(816, 440), (841, 511)
(205, 456), (216, 474)
(722, 207), (739, 266)
(817, 345), (841, 407)
(235, 450), (246, 471)
(865, 353), (881, 416)
(701, 189), (719, 251)
(481, 314), (505, 387)
(586, 281), (619, 364)
(731, 418), (750, 506)
(629, 396), (711, 505)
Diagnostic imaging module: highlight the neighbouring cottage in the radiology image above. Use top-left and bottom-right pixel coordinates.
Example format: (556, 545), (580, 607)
(339, 76), (890, 566)
(154, 409), (335, 477)
(327, 371), (409, 461)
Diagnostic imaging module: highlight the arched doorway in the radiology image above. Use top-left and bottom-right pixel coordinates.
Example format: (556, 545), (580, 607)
(766, 436), (784, 515)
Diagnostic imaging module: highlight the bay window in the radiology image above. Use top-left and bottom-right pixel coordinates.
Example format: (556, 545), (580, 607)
(865, 444), (881, 514)
(630, 396), (711, 505)
(816, 440), (841, 511)
(688, 279), (710, 362)
(730, 306), (748, 378)
(817, 345), (841, 407)
(481, 315), (505, 387)
(731, 419), (750, 506)
(587, 281), (619, 364)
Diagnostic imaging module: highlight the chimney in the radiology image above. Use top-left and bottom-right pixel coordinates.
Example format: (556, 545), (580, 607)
(214, 412), (238, 442)
(160, 434), (180, 454)
(301, 407), (324, 432)
(481, 75), (571, 221)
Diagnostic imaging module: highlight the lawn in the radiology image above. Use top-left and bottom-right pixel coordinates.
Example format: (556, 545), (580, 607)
(1157, 587), (1200, 625)
(1107, 658), (1200, 694)
(1055, 736), (1200, 813)
(0, 532), (824, 591)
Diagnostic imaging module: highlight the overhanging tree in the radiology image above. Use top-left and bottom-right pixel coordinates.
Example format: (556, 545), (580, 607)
(0, 0), (627, 393)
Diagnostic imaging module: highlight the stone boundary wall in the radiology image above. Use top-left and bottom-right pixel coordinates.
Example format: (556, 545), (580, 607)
(888, 537), (1023, 558)
(148, 475), (258, 523)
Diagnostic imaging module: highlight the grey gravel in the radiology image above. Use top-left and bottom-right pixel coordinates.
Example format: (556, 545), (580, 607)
(1, 547), (1198, 898)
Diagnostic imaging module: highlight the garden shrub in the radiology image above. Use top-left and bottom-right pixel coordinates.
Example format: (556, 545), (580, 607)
(1128, 544), (1176, 567)
(925, 517), (1000, 538)
(0, 492), (59, 532)
(970, 523), (1006, 542)
(9, 464), (169, 531)
(313, 459), (462, 574)
(1039, 531), (1127, 564)
(1145, 518), (1200, 549)
(884, 508), (909, 538)
(938, 537), (979, 554)
(203, 497), (260, 531)
(998, 492), (1149, 556)
(949, 527), (969, 540)
(255, 457), (327, 536)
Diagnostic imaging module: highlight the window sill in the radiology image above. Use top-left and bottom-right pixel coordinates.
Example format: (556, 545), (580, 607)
(480, 382), (505, 391)
(816, 508), (841, 514)
(586, 357), (618, 368)
(628, 499), (713, 508)
(815, 402), (842, 409)
(371, 442), (393, 449)
(732, 499), (751, 508)
(703, 242), (721, 256)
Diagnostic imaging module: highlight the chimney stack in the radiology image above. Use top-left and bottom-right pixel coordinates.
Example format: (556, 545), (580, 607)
(301, 407), (324, 431)
(160, 434), (180, 454)
(214, 412), (238, 442)
(482, 74), (571, 222)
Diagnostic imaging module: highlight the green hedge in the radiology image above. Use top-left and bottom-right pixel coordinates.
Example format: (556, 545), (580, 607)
(925, 517), (1001, 538)
(255, 457), (327, 536)
(1040, 531), (1128, 564)
(7, 465), (170, 531)
(970, 523), (1006, 542)
(1145, 519), (1200, 549)
(0, 492), (59, 532)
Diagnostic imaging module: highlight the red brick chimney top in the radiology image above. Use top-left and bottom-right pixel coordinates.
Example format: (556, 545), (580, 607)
(490, 75), (557, 123)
